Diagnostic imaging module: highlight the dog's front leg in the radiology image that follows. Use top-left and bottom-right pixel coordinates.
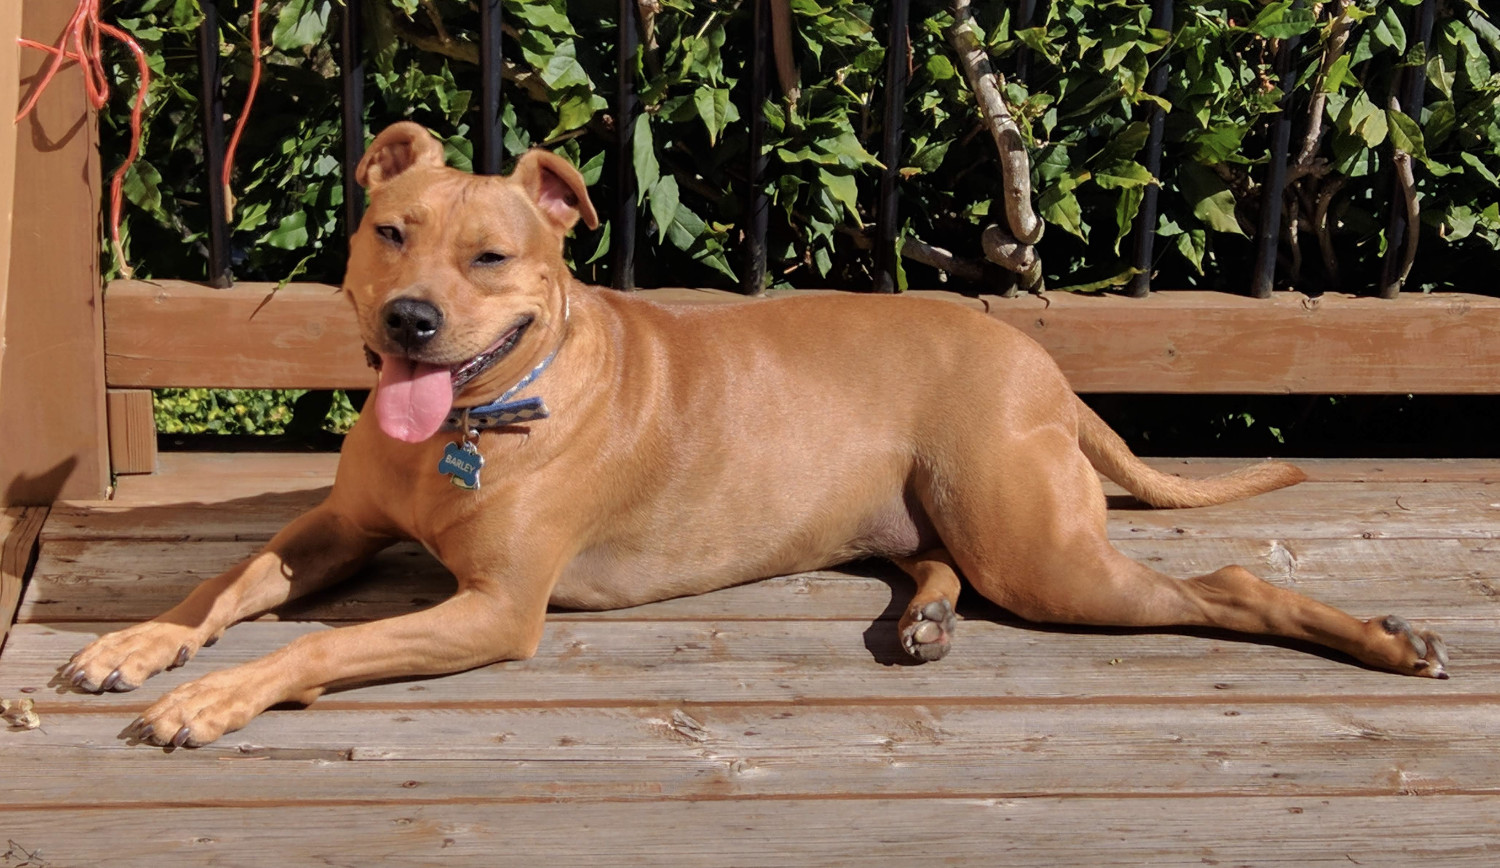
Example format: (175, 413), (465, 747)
(64, 502), (390, 693)
(129, 582), (547, 747)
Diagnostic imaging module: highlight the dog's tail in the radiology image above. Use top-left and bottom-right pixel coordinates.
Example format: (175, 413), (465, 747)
(1075, 397), (1306, 509)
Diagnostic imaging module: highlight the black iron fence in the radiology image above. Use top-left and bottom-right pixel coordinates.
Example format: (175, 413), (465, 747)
(187, 0), (1440, 298)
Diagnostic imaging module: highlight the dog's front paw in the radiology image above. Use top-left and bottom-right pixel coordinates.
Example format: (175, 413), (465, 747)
(62, 622), (211, 693)
(127, 668), (269, 748)
(900, 598), (957, 662)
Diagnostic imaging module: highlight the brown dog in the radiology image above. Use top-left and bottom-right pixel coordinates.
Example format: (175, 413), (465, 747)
(63, 123), (1448, 747)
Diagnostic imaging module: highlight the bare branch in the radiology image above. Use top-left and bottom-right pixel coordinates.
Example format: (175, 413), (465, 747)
(1314, 176), (1346, 285)
(1296, 0), (1354, 169)
(946, 0), (1043, 245)
(981, 224), (1036, 273)
(840, 226), (988, 283)
(1383, 150), (1420, 295)
(769, 0), (801, 105)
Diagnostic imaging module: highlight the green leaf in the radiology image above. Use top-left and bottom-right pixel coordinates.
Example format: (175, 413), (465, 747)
(694, 88), (732, 145)
(819, 168), (862, 226)
(649, 175), (680, 243)
(632, 114), (659, 204)
(1249, 2), (1317, 39)
(1179, 163), (1244, 236)
(1176, 228), (1208, 274)
(271, 0), (329, 52)
(1386, 108), (1428, 163)
(1039, 185), (1086, 240)
(262, 211), (309, 250)
(510, 2), (579, 37)
(1094, 161), (1155, 190)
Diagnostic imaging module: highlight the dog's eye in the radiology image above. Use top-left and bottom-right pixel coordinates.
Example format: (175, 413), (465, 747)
(473, 251), (507, 266)
(376, 224), (404, 246)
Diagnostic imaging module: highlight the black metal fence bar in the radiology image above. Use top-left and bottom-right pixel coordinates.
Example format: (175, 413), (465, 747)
(197, 0), (232, 288)
(477, 0), (505, 175)
(1013, 0), (1038, 85)
(614, 0), (640, 289)
(1249, 0), (1305, 299)
(184, 2), (1421, 301)
(1127, 0), (1173, 298)
(872, 0), (911, 293)
(1378, 0), (1436, 298)
(742, 0), (771, 295)
(340, 0), (365, 237)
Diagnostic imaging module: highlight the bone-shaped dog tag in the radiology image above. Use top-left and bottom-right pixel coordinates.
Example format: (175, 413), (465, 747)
(439, 441), (484, 490)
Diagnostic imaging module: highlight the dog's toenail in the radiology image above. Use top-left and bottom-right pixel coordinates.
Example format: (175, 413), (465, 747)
(172, 726), (193, 748)
(101, 670), (121, 691)
(174, 645), (191, 668)
(139, 724), (155, 742)
(70, 670), (89, 687)
(912, 622), (942, 644)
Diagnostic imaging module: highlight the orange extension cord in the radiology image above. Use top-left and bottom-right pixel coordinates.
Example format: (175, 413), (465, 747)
(17, 0), (264, 277)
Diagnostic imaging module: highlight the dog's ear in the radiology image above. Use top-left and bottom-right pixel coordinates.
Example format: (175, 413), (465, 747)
(511, 149), (600, 234)
(356, 122), (447, 189)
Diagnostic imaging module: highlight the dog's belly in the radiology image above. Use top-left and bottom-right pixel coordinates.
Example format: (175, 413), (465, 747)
(549, 493), (935, 611)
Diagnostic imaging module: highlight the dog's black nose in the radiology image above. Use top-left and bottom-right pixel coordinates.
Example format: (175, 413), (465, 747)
(382, 297), (443, 349)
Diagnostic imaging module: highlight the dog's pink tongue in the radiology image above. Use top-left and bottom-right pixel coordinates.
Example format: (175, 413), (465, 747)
(374, 355), (453, 443)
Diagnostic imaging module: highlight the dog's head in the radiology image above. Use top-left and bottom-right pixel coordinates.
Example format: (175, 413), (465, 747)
(344, 122), (599, 443)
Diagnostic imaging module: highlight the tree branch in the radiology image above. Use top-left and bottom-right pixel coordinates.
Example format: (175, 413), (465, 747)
(946, 0), (1043, 245)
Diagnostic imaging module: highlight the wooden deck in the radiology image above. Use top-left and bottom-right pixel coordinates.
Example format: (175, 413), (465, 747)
(2, 452), (1500, 865)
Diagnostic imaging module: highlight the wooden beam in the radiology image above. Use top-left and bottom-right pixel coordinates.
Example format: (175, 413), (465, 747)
(104, 280), (1500, 394)
(106, 280), (366, 389)
(1, 506), (46, 649)
(0, 1), (109, 505)
(0, 0), (24, 393)
(979, 290), (1500, 394)
(105, 389), (157, 475)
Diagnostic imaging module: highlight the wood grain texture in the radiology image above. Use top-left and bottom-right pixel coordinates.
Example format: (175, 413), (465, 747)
(0, 797), (1497, 867)
(106, 389), (157, 475)
(2, 618), (1488, 706)
(38, 481), (1500, 543)
(3, 458), (1499, 865)
(0, 506), (46, 645)
(0, 0), (23, 390)
(3, 700), (1496, 802)
(103, 279), (1500, 393)
(18, 536), (1500, 624)
(0, 1), (110, 504)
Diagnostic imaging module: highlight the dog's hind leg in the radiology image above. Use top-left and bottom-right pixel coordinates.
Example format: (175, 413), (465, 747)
(890, 549), (962, 661)
(929, 426), (1449, 678)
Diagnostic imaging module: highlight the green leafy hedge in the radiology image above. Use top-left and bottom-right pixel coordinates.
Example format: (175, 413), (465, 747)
(102, 0), (1499, 297)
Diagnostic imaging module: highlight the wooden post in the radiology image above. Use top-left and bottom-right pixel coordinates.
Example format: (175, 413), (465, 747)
(0, 0), (111, 505)
(0, 0), (23, 399)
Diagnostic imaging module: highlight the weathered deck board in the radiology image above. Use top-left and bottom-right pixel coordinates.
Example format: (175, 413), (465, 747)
(4, 454), (1499, 866)
(19, 536), (1500, 623)
(2, 619), (1487, 707)
(2, 699), (1496, 804)
(3, 796), (1499, 867)
(38, 481), (1500, 543)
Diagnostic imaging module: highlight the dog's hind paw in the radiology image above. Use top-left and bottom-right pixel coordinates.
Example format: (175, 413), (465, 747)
(1379, 615), (1450, 679)
(900, 598), (957, 662)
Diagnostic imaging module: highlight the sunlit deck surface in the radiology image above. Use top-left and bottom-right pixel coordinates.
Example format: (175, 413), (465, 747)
(2, 452), (1499, 865)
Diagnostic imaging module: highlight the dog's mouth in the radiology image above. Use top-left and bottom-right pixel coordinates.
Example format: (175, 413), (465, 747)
(449, 315), (533, 394)
(369, 315), (534, 443)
